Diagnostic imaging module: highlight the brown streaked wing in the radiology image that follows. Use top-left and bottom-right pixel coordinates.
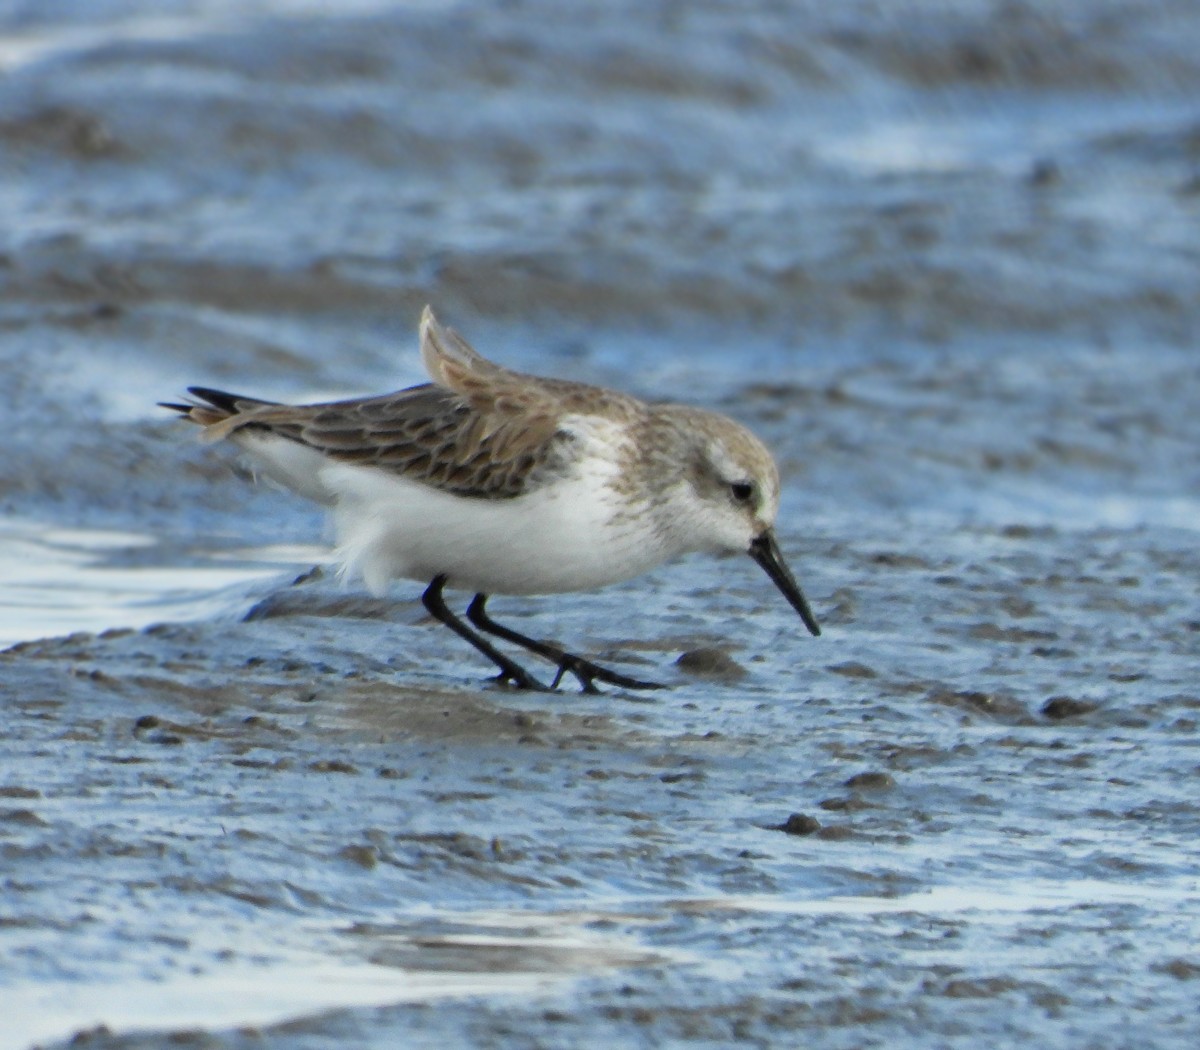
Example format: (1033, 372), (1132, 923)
(262, 383), (577, 500)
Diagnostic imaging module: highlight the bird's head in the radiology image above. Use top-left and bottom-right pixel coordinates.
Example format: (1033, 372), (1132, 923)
(651, 408), (821, 637)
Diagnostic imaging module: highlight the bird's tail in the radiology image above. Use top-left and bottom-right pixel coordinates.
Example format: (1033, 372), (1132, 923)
(158, 387), (278, 440)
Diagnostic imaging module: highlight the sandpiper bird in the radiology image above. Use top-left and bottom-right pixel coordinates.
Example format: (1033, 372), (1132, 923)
(163, 307), (820, 692)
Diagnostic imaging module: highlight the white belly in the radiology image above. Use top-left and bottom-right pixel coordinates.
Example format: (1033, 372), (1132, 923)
(321, 460), (669, 597)
(231, 422), (674, 597)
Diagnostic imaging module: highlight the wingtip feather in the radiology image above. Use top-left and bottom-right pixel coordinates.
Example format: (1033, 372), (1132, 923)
(417, 305), (506, 395)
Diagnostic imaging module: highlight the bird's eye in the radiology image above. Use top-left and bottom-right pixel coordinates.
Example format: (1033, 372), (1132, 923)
(730, 481), (755, 503)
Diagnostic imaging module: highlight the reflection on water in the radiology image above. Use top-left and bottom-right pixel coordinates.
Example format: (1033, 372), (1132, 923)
(4, 963), (559, 1050)
(674, 878), (1200, 919)
(1, 908), (668, 1050)
(0, 521), (323, 646)
(8, 878), (1195, 1050)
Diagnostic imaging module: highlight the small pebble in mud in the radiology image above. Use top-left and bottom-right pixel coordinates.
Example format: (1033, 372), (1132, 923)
(819, 795), (873, 812)
(844, 771), (896, 792)
(828, 661), (878, 679)
(308, 759), (358, 774)
(337, 844), (378, 870)
(777, 813), (821, 836)
(1027, 158), (1061, 187)
(1042, 696), (1098, 720)
(938, 976), (1021, 999)
(0, 786), (41, 799)
(1152, 958), (1200, 980)
(131, 714), (184, 746)
(675, 648), (746, 680)
(926, 687), (1029, 722)
(67, 1025), (112, 1044)
(1, 808), (48, 827)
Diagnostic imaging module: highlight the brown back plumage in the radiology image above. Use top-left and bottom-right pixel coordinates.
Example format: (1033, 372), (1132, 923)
(164, 307), (604, 500)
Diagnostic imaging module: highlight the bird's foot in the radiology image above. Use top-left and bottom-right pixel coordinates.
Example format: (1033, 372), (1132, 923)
(549, 654), (666, 693)
(488, 661), (552, 692)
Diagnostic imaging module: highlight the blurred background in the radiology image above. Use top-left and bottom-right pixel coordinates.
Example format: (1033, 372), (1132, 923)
(2, 0), (1197, 547)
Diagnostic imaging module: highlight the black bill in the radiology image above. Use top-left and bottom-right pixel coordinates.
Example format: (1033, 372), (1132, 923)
(748, 530), (821, 637)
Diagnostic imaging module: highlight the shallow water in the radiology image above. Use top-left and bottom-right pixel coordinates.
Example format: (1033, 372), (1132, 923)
(2, 1), (1200, 1047)
(0, 522), (322, 645)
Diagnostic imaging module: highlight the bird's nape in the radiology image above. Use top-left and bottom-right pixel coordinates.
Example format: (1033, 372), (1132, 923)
(747, 531), (821, 637)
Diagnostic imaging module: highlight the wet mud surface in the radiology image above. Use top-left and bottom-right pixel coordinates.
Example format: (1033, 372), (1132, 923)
(2, 1), (1200, 1048)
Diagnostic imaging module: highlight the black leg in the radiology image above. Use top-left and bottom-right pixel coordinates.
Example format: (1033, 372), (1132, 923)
(466, 594), (665, 693)
(421, 576), (549, 691)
